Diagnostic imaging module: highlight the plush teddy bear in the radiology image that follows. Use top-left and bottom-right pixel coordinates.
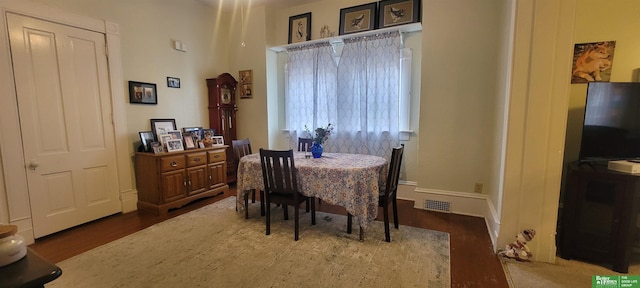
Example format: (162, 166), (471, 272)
(498, 229), (536, 261)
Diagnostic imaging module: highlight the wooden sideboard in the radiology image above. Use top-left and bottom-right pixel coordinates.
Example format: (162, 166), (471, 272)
(135, 146), (228, 215)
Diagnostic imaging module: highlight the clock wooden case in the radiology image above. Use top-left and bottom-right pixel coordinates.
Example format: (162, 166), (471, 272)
(207, 73), (238, 183)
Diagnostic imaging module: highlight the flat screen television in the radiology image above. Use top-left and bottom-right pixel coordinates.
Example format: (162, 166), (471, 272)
(579, 82), (640, 162)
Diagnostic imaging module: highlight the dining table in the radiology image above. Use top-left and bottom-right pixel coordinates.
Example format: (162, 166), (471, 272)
(236, 151), (388, 240)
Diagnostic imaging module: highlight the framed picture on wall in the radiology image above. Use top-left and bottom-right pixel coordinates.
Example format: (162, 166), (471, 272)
(167, 77), (180, 88)
(570, 41), (616, 84)
(377, 0), (421, 29)
(339, 2), (377, 35)
(129, 81), (157, 104)
(288, 12), (312, 44)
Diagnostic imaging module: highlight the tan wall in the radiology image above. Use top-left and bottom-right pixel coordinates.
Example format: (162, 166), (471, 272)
(564, 0), (640, 165)
(27, 0), (228, 151)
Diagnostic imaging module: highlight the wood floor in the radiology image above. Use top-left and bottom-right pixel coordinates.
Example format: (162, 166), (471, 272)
(29, 186), (509, 288)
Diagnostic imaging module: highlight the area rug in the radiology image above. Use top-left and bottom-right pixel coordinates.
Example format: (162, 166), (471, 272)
(48, 197), (450, 287)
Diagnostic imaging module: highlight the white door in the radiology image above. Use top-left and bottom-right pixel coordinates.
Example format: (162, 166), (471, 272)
(7, 13), (121, 238)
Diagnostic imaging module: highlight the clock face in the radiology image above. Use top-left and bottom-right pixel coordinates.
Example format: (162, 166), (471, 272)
(221, 88), (231, 104)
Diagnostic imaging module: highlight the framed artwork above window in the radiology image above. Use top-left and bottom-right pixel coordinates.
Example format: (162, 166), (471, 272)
(288, 12), (311, 44)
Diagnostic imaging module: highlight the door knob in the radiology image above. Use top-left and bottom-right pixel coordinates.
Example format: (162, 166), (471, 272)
(28, 161), (40, 171)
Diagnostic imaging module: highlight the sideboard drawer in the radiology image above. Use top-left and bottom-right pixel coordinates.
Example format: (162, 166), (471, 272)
(186, 152), (207, 167)
(208, 150), (226, 163)
(160, 155), (185, 172)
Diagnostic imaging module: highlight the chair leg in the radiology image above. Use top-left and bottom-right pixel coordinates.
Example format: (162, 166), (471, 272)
(311, 198), (316, 225)
(294, 205), (300, 241)
(347, 213), (352, 234)
(392, 197), (399, 229)
(260, 190), (265, 216)
(383, 204), (391, 242)
(244, 192), (249, 219)
(252, 189), (256, 203)
(266, 199), (271, 236)
(283, 205), (289, 220)
(305, 199), (310, 212)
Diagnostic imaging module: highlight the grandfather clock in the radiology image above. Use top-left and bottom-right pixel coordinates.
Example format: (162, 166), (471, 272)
(207, 73), (238, 183)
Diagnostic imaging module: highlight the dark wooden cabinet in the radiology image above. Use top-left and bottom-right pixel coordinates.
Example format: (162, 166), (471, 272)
(135, 147), (228, 215)
(207, 73), (238, 183)
(559, 162), (640, 273)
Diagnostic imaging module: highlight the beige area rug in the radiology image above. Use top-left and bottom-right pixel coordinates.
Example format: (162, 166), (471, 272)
(48, 197), (450, 287)
(502, 256), (640, 287)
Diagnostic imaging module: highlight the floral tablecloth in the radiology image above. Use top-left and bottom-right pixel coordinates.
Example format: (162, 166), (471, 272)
(236, 152), (387, 230)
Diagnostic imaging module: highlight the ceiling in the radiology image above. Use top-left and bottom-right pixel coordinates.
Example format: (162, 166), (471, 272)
(198, 0), (319, 9)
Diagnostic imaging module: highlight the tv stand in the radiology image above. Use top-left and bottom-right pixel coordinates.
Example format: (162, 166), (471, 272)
(559, 162), (640, 273)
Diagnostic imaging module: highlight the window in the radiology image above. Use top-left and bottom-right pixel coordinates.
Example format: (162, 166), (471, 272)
(286, 32), (405, 158)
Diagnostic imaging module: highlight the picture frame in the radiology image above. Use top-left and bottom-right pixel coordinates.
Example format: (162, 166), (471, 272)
(167, 77), (180, 88)
(202, 128), (216, 139)
(151, 142), (163, 154)
(378, 0), (421, 29)
(240, 83), (253, 99)
(150, 118), (177, 141)
(571, 41), (616, 84)
(166, 139), (184, 152)
(167, 130), (182, 140)
(288, 12), (312, 44)
(239, 69), (253, 99)
(159, 134), (172, 152)
(212, 136), (225, 146)
(182, 127), (203, 140)
(138, 131), (154, 152)
(239, 70), (252, 84)
(159, 134), (173, 146)
(339, 2), (377, 35)
(129, 81), (157, 104)
(183, 132), (196, 149)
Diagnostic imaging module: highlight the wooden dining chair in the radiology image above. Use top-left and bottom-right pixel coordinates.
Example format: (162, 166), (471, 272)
(232, 138), (264, 218)
(347, 144), (404, 242)
(297, 137), (313, 152)
(260, 148), (316, 241)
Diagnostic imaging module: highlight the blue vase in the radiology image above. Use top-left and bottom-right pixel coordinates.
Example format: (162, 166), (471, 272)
(311, 142), (323, 158)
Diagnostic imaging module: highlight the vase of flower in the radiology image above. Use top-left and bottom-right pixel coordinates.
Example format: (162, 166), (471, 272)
(311, 142), (323, 158)
(305, 123), (333, 159)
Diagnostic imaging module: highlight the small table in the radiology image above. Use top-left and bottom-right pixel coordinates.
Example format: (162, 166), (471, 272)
(237, 152), (387, 240)
(0, 248), (62, 288)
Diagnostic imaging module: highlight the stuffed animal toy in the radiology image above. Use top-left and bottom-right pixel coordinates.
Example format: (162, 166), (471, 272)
(498, 229), (536, 261)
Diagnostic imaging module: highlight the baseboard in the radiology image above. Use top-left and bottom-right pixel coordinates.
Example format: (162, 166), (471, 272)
(401, 184), (498, 249)
(120, 189), (138, 213)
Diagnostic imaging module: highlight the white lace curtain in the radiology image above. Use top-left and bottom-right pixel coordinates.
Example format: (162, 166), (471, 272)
(286, 32), (401, 158)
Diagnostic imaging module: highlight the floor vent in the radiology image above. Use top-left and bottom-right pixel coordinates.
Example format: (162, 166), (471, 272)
(424, 199), (451, 213)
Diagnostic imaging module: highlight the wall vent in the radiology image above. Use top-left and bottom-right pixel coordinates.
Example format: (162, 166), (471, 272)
(424, 199), (451, 213)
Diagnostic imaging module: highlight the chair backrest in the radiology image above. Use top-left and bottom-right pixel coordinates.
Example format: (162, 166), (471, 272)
(383, 145), (404, 201)
(259, 149), (299, 198)
(297, 138), (313, 152)
(232, 138), (252, 162)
